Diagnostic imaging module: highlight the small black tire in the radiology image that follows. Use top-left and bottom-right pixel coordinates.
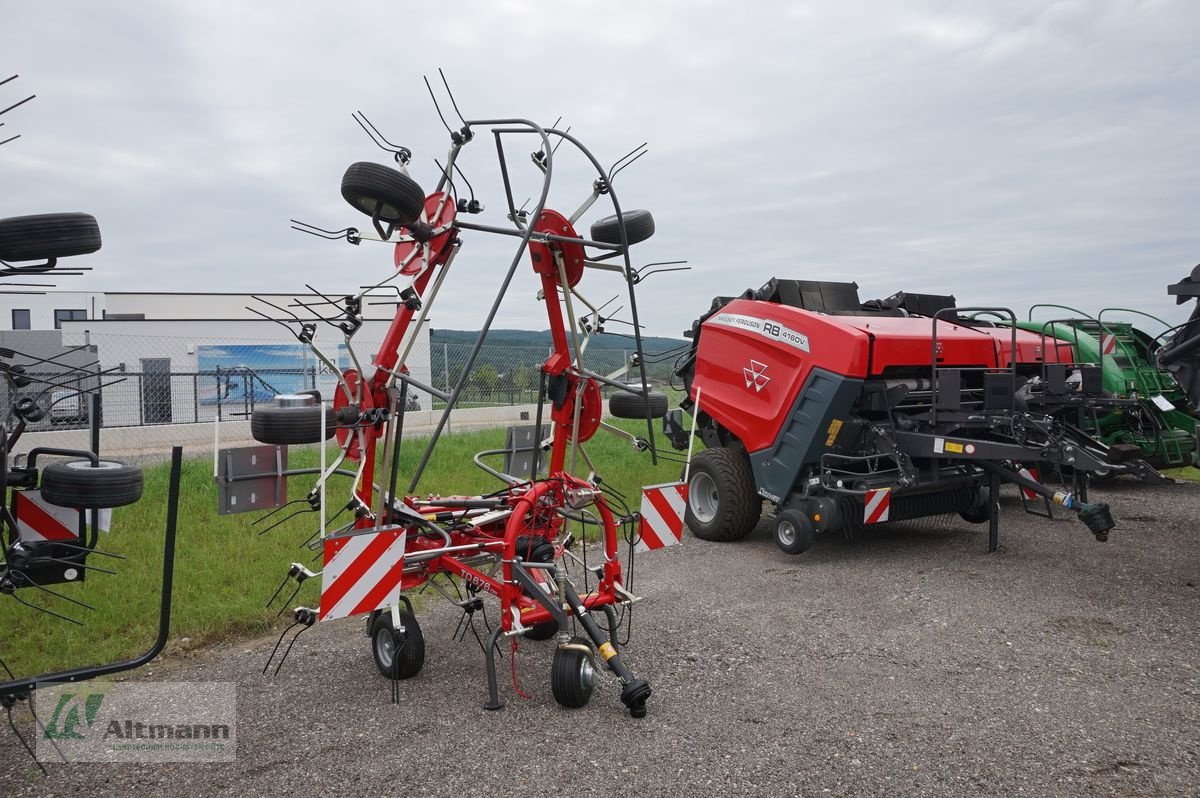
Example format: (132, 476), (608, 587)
(685, 447), (762, 541)
(340, 162), (426, 226)
(773, 509), (814, 555)
(609, 390), (668, 419)
(551, 637), (597, 709)
(957, 487), (992, 524)
(589, 209), (655, 246)
(40, 460), (143, 509)
(523, 621), (559, 641)
(250, 404), (335, 445)
(0, 213), (102, 263)
(370, 610), (425, 679)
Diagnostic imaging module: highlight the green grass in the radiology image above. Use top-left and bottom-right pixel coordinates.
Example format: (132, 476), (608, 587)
(0, 418), (686, 679)
(1162, 466), (1200, 482)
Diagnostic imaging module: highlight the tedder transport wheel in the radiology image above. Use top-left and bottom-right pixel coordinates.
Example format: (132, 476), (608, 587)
(370, 610), (425, 679)
(551, 637), (597, 709)
(40, 460), (143, 509)
(773, 509), (815, 555)
(589, 209), (655, 246)
(685, 447), (762, 541)
(0, 213), (102, 262)
(251, 402), (335, 445)
(608, 390), (668, 419)
(340, 162), (426, 226)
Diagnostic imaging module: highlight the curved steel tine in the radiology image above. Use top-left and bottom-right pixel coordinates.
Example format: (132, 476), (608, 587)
(438, 68), (468, 127)
(290, 220), (360, 241)
(423, 75), (454, 135)
(607, 142), (648, 181)
(5, 582), (84, 625)
(609, 146), (648, 184)
(36, 556), (117, 576)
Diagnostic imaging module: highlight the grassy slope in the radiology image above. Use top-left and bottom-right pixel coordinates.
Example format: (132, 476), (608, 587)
(0, 419), (686, 679)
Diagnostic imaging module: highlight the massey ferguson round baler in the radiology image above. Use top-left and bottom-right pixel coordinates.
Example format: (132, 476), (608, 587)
(666, 278), (1122, 555)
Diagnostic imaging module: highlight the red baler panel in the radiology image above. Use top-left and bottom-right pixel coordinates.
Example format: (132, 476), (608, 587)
(692, 299), (869, 452)
(973, 328), (1076, 366)
(833, 317), (1001, 374)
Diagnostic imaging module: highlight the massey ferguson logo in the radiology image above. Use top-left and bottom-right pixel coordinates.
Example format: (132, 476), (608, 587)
(744, 360), (770, 392)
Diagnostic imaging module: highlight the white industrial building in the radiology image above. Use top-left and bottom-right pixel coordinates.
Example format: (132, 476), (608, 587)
(0, 290), (431, 431)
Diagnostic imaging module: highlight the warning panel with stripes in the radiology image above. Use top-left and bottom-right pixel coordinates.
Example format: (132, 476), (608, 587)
(636, 482), (688, 553)
(320, 527), (408, 622)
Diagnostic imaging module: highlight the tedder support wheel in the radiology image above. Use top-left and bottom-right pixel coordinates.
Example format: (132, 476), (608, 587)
(589, 209), (655, 246)
(608, 390), (668, 419)
(251, 403), (335, 445)
(340, 162), (426, 226)
(370, 610), (425, 679)
(40, 460), (143, 509)
(551, 637), (597, 709)
(773, 509), (815, 555)
(0, 213), (102, 262)
(684, 447), (762, 541)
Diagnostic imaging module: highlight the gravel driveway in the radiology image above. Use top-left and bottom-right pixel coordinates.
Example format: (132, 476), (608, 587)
(3, 480), (1198, 797)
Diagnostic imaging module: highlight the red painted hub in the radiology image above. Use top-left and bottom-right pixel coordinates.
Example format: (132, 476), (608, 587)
(528, 208), (585, 288)
(551, 375), (602, 443)
(334, 368), (375, 461)
(394, 192), (457, 276)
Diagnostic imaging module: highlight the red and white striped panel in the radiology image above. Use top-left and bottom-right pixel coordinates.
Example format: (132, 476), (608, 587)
(13, 490), (80, 543)
(636, 482), (688, 553)
(863, 487), (891, 524)
(1018, 467), (1041, 500)
(1101, 335), (1117, 355)
(319, 528), (407, 622)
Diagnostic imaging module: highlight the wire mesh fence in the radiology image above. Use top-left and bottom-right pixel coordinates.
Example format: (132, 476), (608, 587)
(1, 331), (685, 460)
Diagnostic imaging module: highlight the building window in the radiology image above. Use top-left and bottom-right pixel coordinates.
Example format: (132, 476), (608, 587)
(53, 309), (87, 330)
(11, 309), (30, 330)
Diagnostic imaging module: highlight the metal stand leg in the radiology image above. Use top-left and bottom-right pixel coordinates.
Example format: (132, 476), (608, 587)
(988, 470), (1001, 552)
(483, 625), (505, 711)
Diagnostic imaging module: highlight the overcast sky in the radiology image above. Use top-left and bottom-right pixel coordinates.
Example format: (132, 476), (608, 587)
(3, 1), (1198, 340)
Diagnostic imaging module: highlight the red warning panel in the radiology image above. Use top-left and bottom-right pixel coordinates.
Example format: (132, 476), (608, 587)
(13, 490), (80, 543)
(319, 528), (407, 621)
(637, 482), (688, 553)
(863, 488), (891, 524)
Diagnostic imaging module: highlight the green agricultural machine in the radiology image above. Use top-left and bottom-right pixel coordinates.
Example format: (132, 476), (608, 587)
(1011, 305), (1197, 471)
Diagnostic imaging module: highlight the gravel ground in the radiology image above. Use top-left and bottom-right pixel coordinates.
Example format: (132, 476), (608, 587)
(3, 480), (1199, 797)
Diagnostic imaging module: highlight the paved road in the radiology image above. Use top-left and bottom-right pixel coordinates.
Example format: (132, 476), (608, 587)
(3, 481), (1199, 796)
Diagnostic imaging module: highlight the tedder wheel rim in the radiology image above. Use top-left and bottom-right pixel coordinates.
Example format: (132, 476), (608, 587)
(578, 656), (596, 692)
(374, 627), (396, 669)
(690, 471), (719, 524)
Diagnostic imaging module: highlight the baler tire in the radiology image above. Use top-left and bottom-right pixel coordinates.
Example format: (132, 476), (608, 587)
(685, 447), (761, 542)
(0, 213), (102, 262)
(371, 610), (425, 679)
(589, 209), (655, 246)
(340, 162), (426, 226)
(609, 390), (668, 419)
(551, 637), (596, 709)
(773, 509), (815, 555)
(250, 404), (335, 445)
(40, 460), (143, 509)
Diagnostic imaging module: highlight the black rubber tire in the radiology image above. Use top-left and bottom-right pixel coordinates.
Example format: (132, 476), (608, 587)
(609, 390), (668, 419)
(340, 162), (426, 226)
(957, 487), (992, 524)
(589, 209), (655, 246)
(523, 621), (559, 641)
(551, 636), (596, 709)
(773, 509), (815, 555)
(250, 404), (335, 445)
(370, 610), (425, 679)
(0, 213), (101, 262)
(40, 460), (143, 509)
(684, 447), (762, 542)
